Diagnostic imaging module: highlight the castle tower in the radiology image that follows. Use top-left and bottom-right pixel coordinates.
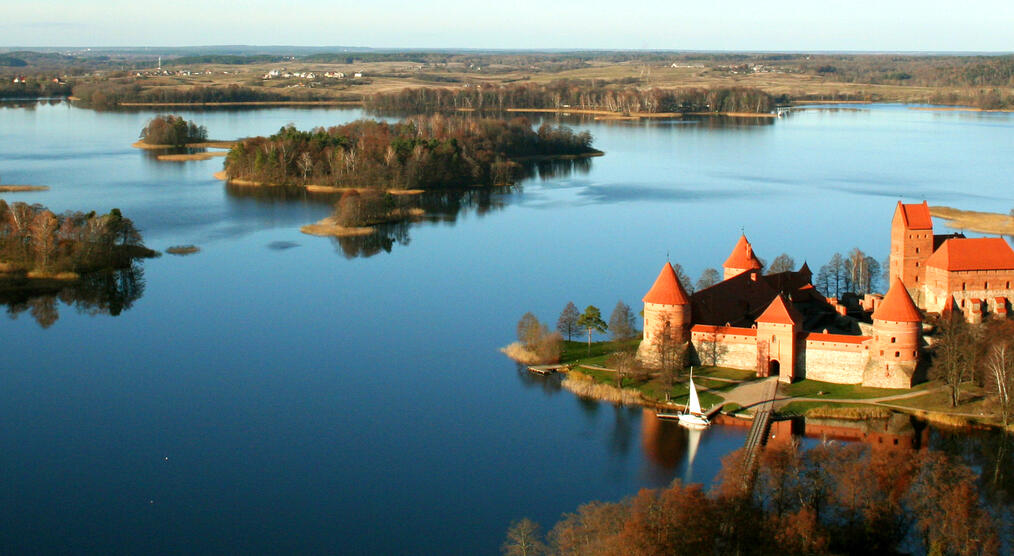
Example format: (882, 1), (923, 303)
(755, 294), (802, 383)
(723, 234), (763, 281)
(636, 262), (691, 367)
(867, 278), (922, 388)
(890, 201), (933, 296)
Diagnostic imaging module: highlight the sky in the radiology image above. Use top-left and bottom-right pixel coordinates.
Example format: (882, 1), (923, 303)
(1, 0), (1012, 52)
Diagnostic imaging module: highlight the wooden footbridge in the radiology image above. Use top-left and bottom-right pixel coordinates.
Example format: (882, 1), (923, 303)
(740, 378), (780, 488)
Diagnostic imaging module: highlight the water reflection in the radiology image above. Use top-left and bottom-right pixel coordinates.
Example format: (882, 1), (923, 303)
(226, 180), (547, 258)
(0, 265), (145, 327)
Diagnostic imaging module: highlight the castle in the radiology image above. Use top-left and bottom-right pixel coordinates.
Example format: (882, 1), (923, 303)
(636, 201), (1014, 389)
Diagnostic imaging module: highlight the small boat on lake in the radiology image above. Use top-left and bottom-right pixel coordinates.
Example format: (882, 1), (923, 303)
(658, 368), (711, 428)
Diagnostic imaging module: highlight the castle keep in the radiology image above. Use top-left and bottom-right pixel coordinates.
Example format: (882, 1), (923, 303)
(637, 201), (1014, 388)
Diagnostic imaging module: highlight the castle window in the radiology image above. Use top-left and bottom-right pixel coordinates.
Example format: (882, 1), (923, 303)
(915, 262), (919, 267)
(962, 282), (966, 290)
(1007, 281), (1010, 289)
(916, 248), (920, 253)
(985, 281), (989, 289)
(894, 439), (899, 446)
(880, 350), (884, 356)
(891, 337), (896, 343)
(913, 351), (917, 357)
(895, 351), (900, 358)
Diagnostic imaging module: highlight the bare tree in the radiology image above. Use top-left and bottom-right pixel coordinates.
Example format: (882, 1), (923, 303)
(985, 342), (1014, 426)
(608, 300), (636, 342)
(696, 267), (721, 291)
(656, 323), (687, 401)
(502, 518), (547, 556)
(931, 316), (976, 407)
(607, 351), (639, 388)
(672, 262), (694, 294)
(768, 253), (796, 274)
(557, 301), (580, 341)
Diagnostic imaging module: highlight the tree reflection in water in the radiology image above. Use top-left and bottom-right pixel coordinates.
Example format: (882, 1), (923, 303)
(225, 154), (592, 259)
(0, 264), (145, 328)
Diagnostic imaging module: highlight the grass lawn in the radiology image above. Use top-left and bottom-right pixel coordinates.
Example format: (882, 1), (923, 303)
(693, 366), (757, 381)
(782, 379), (919, 400)
(561, 339), (639, 366)
(886, 384), (990, 413)
(776, 401), (870, 417)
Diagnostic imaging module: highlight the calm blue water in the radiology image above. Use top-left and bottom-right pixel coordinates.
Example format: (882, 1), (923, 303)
(0, 101), (1012, 554)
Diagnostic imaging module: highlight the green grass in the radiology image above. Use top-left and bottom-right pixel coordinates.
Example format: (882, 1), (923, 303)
(693, 366), (756, 381)
(776, 401), (870, 417)
(561, 339), (639, 366)
(782, 379), (914, 400)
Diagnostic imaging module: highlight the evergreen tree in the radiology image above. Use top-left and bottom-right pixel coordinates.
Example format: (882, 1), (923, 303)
(576, 305), (607, 355)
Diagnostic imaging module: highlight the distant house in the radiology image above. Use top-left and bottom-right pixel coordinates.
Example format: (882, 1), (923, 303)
(353, 72), (363, 78)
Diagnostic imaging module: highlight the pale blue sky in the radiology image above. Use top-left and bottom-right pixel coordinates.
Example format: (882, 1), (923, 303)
(1, 0), (1012, 51)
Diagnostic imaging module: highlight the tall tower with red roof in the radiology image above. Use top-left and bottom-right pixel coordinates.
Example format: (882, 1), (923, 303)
(867, 278), (922, 388)
(636, 262), (691, 367)
(755, 294), (802, 383)
(723, 235), (763, 281)
(890, 201), (933, 296)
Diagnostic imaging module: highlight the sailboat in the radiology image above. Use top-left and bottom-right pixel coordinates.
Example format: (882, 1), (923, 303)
(678, 368), (710, 429)
(656, 367), (711, 428)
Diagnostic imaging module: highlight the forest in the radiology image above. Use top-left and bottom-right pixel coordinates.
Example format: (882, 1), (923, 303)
(70, 81), (321, 108)
(504, 441), (1007, 556)
(0, 76), (72, 99)
(365, 80), (776, 114)
(223, 115), (597, 189)
(138, 115), (208, 146)
(0, 201), (156, 277)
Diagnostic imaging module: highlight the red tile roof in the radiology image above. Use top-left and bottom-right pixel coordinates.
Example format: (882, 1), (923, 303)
(756, 295), (803, 325)
(924, 237), (1014, 271)
(723, 235), (762, 271)
(643, 262), (690, 305)
(941, 295), (957, 317)
(897, 201), (933, 230)
(691, 324), (757, 336)
(872, 279), (922, 322)
(804, 332), (870, 344)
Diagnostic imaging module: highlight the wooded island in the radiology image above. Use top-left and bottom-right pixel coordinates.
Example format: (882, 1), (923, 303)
(223, 115), (600, 189)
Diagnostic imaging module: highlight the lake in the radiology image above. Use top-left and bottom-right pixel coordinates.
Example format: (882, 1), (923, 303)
(0, 101), (1012, 554)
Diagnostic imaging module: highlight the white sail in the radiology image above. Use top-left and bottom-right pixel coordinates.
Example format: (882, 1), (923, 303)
(687, 378), (702, 415)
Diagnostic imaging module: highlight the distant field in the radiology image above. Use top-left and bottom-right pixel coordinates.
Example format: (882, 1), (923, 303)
(100, 58), (1014, 107)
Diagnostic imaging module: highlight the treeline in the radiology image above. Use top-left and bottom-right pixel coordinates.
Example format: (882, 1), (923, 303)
(0, 202), (155, 276)
(139, 115), (208, 146)
(0, 76), (72, 99)
(224, 115), (596, 189)
(365, 80), (775, 114)
(505, 442), (1004, 556)
(70, 81), (319, 108)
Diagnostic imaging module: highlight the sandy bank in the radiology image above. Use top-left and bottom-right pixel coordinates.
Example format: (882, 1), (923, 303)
(300, 217), (376, 237)
(305, 185), (425, 195)
(132, 140), (237, 150)
(213, 170), (229, 181)
(930, 205), (1014, 235)
(166, 245), (200, 255)
(0, 185), (49, 192)
(300, 208), (425, 237)
(157, 152), (228, 162)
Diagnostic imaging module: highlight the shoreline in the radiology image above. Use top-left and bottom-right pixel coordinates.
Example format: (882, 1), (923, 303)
(157, 152), (227, 161)
(119, 100), (362, 107)
(132, 140), (237, 150)
(503, 107), (776, 119)
(300, 208), (425, 237)
(0, 185), (50, 192)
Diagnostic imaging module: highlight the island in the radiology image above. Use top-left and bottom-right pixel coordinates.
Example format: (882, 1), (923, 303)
(0, 201), (157, 282)
(222, 115), (600, 190)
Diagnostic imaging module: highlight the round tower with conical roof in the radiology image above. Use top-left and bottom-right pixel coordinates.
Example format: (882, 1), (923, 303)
(636, 262), (692, 367)
(723, 234), (763, 281)
(866, 278), (922, 388)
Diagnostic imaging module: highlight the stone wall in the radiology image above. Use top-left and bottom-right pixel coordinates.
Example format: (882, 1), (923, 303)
(797, 341), (869, 384)
(690, 326), (758, 371)
(863, 359), (916, 389)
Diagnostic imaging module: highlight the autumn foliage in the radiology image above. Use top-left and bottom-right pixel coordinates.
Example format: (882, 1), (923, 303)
(365, 80), (776, 114)
(507, 442), (1002, 556)
(224, 115), (596, 189)
(0, 201), (154, 275)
